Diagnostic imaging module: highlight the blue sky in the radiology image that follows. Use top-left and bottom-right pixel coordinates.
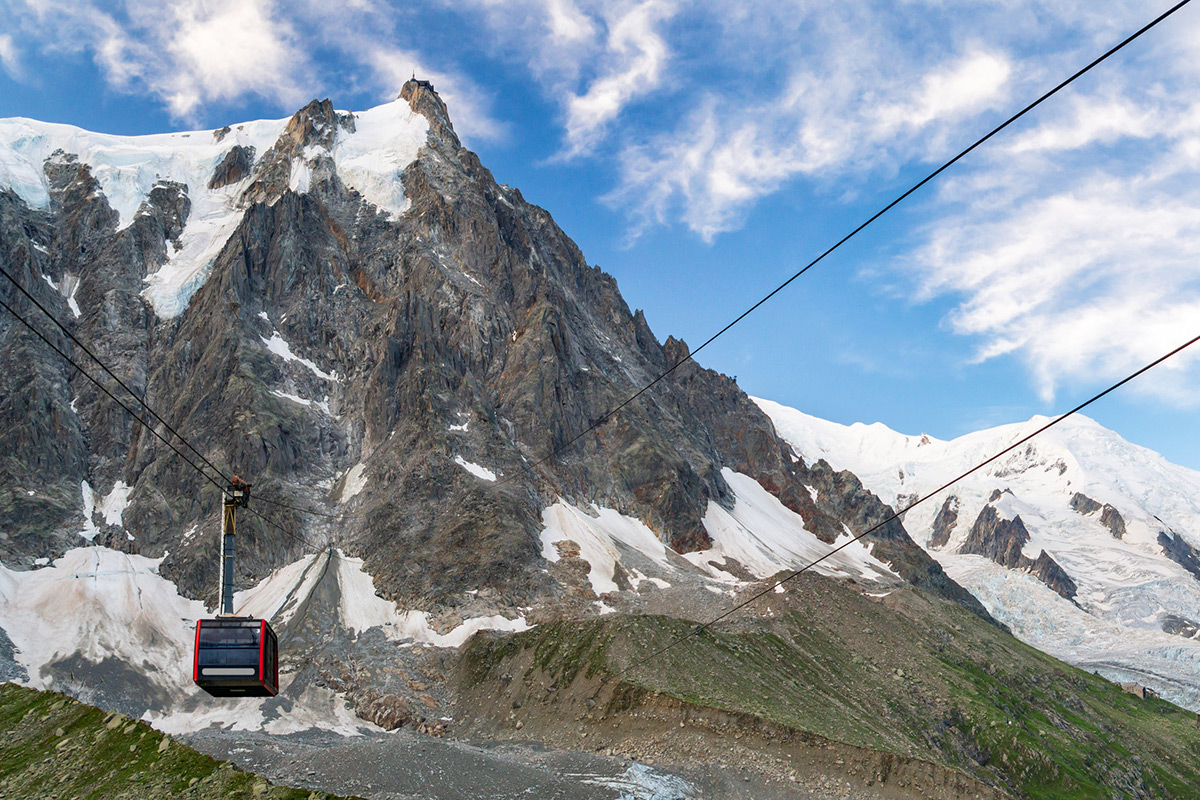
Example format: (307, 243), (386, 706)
(2, 0), (1200, 469)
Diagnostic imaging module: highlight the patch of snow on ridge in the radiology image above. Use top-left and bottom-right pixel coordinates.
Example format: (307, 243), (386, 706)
(454, 456), (496, 481)
(270, 389), (331, 414)
(261, 331), (337, 381)
(317, 550), (530, 646)
(0, 548), (206, 694)
(689, 469), (900, 583)
(338, 462), (369, 502)
(539, 502), (674, 595)
(97, 481), (132, 528)
(234, 551), (328, 625)
(79, 480), (98, 541)
(333, 100), (429, 218)
(0, 546), (384, 736)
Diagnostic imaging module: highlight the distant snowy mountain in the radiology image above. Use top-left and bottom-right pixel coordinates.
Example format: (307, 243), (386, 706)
(755, 398), (1200, 710)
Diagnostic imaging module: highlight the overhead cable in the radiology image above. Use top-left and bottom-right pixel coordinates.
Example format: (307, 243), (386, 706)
(0, 264), (234, 487)
(506, 0), (1195, 481)
(606, 331), (1200, 683)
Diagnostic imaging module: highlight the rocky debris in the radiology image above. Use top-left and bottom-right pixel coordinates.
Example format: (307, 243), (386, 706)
(929, 496), (959, 549)
(1159, 531), (1200, 581)
(960, 505), (1077, 601)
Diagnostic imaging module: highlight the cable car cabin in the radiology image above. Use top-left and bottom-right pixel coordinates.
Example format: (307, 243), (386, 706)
(193, 618), (278, 697)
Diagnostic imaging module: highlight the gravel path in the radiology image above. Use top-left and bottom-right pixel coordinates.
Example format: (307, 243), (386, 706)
(184, 727), (901, 800)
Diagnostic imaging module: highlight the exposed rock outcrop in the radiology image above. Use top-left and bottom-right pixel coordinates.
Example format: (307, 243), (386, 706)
(960, 504), (1077, 601)
(1159, 531), (1200, 581)
(1070, 492), (1101, 515)
(207, 144), (256, 189)
(1100, 504), (1127, 539)
(1070, 492), (1126, 538)
(929, 495), (959, 549)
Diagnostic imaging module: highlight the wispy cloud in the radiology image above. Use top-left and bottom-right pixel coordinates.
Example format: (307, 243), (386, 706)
(559, 0), (679, 157)
(0, 34), (22, 80)
(7, 0), (310, 119)
(4, 0), (504, 139)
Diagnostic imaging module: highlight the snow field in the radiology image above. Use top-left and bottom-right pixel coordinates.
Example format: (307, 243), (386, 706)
(754, 396), (1200, 710)
(0, 543), (533, 734)
(538, 469), (899, 598)
(454, 455), (497, 481)
(333, 100), (429, 218)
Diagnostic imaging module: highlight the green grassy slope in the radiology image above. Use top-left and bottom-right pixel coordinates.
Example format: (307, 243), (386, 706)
(461, 574), (1200, 799)
(0, 683), (358, 800)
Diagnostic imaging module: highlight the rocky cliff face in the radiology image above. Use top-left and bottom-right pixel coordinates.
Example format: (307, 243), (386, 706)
(960, 503), (1077, 601)
(929, 495), (959, 549)
(0, 82), (990, 630)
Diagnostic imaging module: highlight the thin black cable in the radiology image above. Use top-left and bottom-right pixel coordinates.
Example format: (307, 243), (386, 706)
(0, 264), (233, 486)
(1, 291), (340, 557)
(2, 266), (348, 521)
(252, 494), (343, 519)
(606, 331), (1200, 684)
(0, 296), (227, 497)
(503, 0), (1194, 484)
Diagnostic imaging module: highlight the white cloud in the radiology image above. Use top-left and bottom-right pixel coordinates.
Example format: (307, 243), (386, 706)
(157, 0), (309, 117)
(911, 131), (1200, 404)
(5, 0), (310, 121)
(3, 0), (503, 139)
(560, 0), (679, 157)
(0, 34), (21, 79)
(874, 51), (1012, 135)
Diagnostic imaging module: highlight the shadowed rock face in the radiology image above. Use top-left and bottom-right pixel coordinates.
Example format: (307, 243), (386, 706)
(1099, 504), (1126, 539)
(0, 81), (992, 625)
(1159, 531), (1200, 581)
(960, 505), (1077, 601)
(929, 496), (959, 549)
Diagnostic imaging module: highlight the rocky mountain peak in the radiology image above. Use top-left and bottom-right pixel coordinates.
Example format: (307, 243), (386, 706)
(399, 78), (459, 148)
(0, 88), (996, 634)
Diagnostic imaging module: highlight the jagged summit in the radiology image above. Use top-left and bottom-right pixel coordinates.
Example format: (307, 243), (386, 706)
(399, 78), (459, 148)
(0, 86), (999, 733)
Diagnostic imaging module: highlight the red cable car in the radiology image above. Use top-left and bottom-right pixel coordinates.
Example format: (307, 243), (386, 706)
(193, 617), (278, 697)
(192, 477), (279, 698)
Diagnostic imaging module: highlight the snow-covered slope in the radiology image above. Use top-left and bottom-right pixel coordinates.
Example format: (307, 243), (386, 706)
(755, 397), (1200, 710)
(0, 98), (427, 319)
(538, 468), (900, 599)
(0, 546), (526, 734)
